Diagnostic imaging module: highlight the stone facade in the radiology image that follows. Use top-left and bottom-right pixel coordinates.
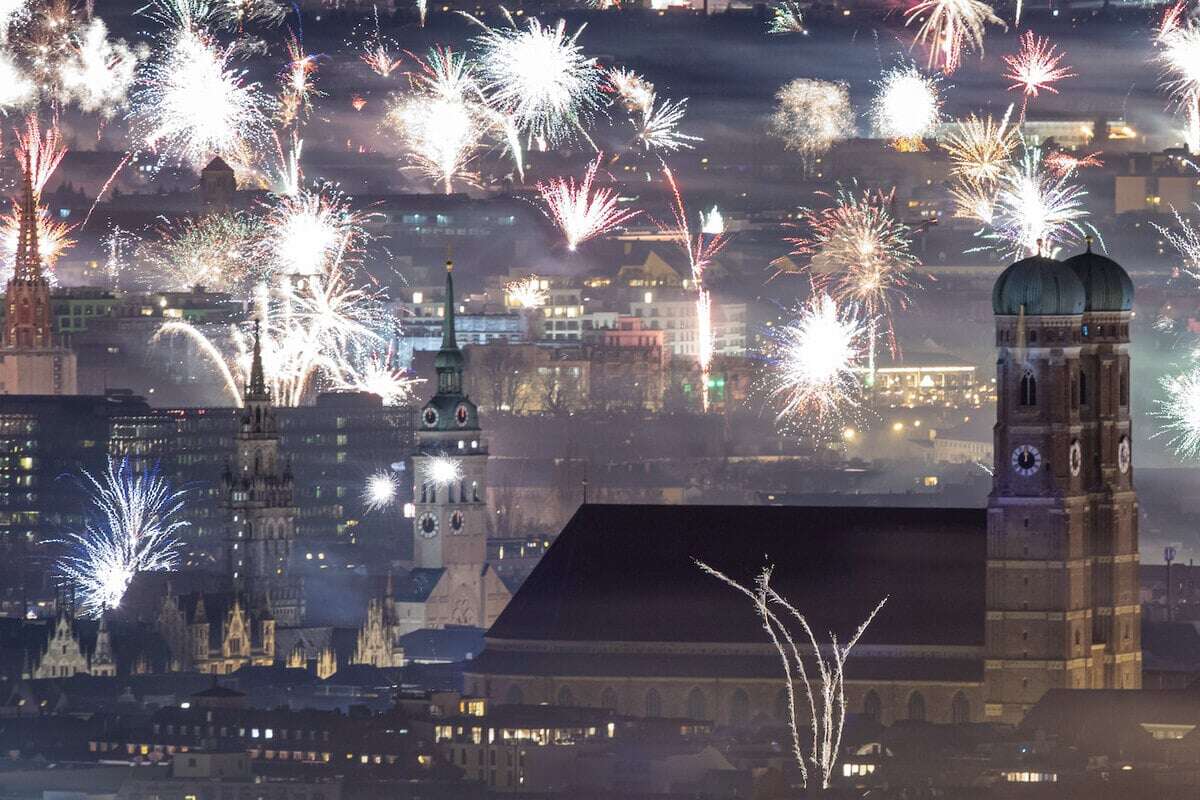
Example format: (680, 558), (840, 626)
(28, 612), (116, 679)
(157, 592), (275, 675)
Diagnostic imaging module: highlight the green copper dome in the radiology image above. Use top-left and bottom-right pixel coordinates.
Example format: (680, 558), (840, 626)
(1062, 244), (1134, 312)
(992, 255), (1086, 316)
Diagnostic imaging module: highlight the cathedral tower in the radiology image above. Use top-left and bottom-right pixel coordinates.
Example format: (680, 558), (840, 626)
(985, 246), (1140, 724)
(411, 262), (491, 624)
(224, 322), (302, 627)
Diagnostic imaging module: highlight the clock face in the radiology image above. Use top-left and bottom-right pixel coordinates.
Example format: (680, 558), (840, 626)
(450, 510), (465, 532)
(1011, 444), (1042, 477)
(1069, 440), (1082, 477)
(455, 404), (469, 427)
(1118, 436), (1131, 474)
(422, 407), (438, 428)
(418, 512), (439, 538)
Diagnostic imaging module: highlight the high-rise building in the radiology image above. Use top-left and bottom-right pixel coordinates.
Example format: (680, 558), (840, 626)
(0, 164), (76, 395)
(986, 244), (1141, 722)
(223, 323), (303, 628)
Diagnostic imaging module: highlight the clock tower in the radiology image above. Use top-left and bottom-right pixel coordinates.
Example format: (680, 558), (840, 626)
(985, 245), (1140, 724)
(411, 261), (491, 624)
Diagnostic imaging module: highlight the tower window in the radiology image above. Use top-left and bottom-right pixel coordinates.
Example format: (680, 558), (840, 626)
(1019, 371), (1037, 406)
(1028, 330), (1037, 343)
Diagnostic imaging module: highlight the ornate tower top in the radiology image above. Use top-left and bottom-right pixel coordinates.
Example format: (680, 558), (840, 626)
(14, 162), (41, 284)
(247, 319), (268, 401)
(421, 260), (479, 432)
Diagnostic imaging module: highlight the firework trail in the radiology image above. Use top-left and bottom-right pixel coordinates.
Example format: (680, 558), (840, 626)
(940, 110), (1017, 184)
(355, 5), (403, 77)
(1044, 150), (1102, 176)
(870, 65), (942, 150)
(386, 47), (484, 194)
(987, 145), (1094, 258)
(767, 78), (854, 171)
(139, 211), (263, 292)
(904, 0), (1005, 74)
(363, 469), (399, 511)
(1157, 2), (1200, 153)
(505, 275), (549, 309)
(631, 94), (700, 153)
(787, 185), (921, 364)
(416, 0), (427, 26)
(767, 0), (807, 34)
(536, 154), (641, 250)
(55, 457), (189, 618)
(277, 29), (320, 129)
(100, 224), (137, 290)
(15, 113), (66, 196)
(129, 0), (276, 174)
(466, 8), (602, 150)
(659, 166), (729, 411)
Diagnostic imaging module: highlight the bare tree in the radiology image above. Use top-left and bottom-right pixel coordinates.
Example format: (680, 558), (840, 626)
(696, 561), (886, 790)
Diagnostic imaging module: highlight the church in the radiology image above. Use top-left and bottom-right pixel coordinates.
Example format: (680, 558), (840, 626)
(464, 245), (1141, 727)
(392, 261), (513, 635)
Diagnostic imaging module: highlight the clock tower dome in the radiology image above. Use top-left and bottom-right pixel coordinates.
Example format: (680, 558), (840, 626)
(412, 261), (489, 589)
(985, 245), (1140, 724)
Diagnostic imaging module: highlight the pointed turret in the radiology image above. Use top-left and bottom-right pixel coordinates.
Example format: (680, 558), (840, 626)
(14, 161), (41, 284)
(247, 319), (268, 401)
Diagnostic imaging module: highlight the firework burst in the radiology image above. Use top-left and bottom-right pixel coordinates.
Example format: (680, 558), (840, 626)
(632, 94), (700, 153)
(0, 48), (33, 111)
(940, 111), (1017, 184)
(764, 293), (870, 428)
(428, 454), (463, 487)
(468, 9), (602, 149)
(55, 457), (188, 618)
(363, 469), (400, 511)
(139, 211), (262, 292)
(277, 30), (320, 128)
(386, 47), (484, 194)
(767, 0), (807, 34)
(505, 275), (549, 309)
(904, 0), (1005, 74)
(949, 178), (996, 224)
(258, 185), (368, 278)
(870, 65), (942, 149)
(356, 5), (403, 76)
(56, 17), (142, 118)
(536, 154), (641, 250)
(1044, 150), (1103, 176)
(130, 2), (275, 174)
(787, 185), (921, 359)
(767, 78), (854, 170)
(1157, 2), (1200, 153)
(1004, 31), (1075, 102)
(1157, 366), (1200, 459)
(987, 146), (1093, 258)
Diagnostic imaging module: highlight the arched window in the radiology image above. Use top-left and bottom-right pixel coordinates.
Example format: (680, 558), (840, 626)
(729, 689), (750, 728)
(504, 685), (523, 705)
(460, 480), (468, 504)
(600, 687), (618, 712)
(645, 688), (662, 718)
(420, 482), (428, 503)
(863, 690), (882, 723)
(1079, 371), (1088, 406)
(556, 686), (574, 706)
(1020, 370), (1037, 406)
(951, 692), (970, 724)
(472, 481), (479, 502)
(686, 688), (707, 720)
(907, 691), (926, 722)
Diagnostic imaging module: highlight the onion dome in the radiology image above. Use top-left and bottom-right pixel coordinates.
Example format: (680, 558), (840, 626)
(1062, 238), (1134, 312)
(992, 254), (1086, 316)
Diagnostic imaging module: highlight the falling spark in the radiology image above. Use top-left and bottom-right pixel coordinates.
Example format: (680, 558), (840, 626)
(1044, 150), (1103, 176)
(1004, 31), (1076, 100)
(428, 454), (463, 487)
(505, 275), (549, 309)
(386, 47), (484, 194)
(787, 185), (921, 359)
(767, 78), (854, 170)
(467, 9), (602, 149)
(941, 111), (1017, 184)
(54, 457), (188, 619)
(536, 154), (641, 250)
(130, 4), (275, 173)
(904, 0), (1005, 74)
(870, 65), (942, 149)
(1157, 2), (1200, 153)
(988, 146), (1093, 258)
(767, 0), (808, 34)
(139, 212), (262, 292)
(56, 17), (142, 118)
(363, 469), (399, 511)
(697, 561), (885, 790)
